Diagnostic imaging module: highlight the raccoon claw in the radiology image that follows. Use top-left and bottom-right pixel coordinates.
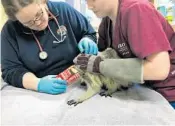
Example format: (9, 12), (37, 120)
(99, 92), (112, 97)
(74, 101), (83, 106)
(67, 100), (76, 105)
(67, 100), (82, 106)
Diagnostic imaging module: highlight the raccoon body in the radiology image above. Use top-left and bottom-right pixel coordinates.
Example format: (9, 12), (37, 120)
(67, 48), (130, 106)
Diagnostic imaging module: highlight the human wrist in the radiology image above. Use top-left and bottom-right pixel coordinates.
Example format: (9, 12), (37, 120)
(81, 37), (92, 41)
(35, 78), (41, 91)
(22, 72), (40, 91)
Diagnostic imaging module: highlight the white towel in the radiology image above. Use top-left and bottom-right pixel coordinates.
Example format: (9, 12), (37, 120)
(1, 84), (175, 125)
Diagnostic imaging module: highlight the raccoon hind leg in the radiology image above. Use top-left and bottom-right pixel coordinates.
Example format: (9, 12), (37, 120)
(99, 76), (121, 97)
(67, 72), (102, 106)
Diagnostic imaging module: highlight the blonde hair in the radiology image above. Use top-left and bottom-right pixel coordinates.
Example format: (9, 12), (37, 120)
(1, 0), (46, 21)
(0, 2), (7, 30)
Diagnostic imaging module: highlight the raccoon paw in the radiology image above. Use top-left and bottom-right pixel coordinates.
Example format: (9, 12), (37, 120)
(99, 91), (112, 97)
(67, 100), (83, 106)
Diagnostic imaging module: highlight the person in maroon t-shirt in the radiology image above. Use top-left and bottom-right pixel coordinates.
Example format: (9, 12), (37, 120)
(73, 0), (175, 108)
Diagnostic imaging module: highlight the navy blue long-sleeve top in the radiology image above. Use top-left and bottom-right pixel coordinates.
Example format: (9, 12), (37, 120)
(1, 1), (96, 88)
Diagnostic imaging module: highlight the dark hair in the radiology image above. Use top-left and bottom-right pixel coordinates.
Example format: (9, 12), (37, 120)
(1, 0), (46, 21)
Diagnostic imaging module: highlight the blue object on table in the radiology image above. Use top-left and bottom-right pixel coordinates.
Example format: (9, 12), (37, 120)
(170, 102), (175, 109)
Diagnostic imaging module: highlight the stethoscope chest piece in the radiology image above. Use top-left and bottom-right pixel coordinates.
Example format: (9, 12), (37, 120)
(31, 10), (66, 60)
(39, 51), (48, 60)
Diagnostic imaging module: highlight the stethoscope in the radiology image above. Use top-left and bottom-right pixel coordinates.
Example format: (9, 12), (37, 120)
(31, 9), (66, 60)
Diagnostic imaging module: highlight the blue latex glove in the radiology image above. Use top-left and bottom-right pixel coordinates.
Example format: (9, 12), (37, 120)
(37, 75), (67, 95)
(78, 37), (98, 55)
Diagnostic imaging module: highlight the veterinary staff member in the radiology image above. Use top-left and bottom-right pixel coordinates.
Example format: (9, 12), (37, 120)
(1, 0), (98, 95)
(74, 0), (175, 109)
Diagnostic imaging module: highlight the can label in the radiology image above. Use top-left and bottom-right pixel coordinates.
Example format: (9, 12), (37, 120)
(56, 66), (80, 85)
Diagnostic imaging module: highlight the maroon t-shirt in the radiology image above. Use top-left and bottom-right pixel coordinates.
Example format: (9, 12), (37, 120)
(98, 0), (175, 102)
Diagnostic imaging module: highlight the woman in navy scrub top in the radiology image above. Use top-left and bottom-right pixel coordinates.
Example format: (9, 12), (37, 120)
(1, 0), (98, 95)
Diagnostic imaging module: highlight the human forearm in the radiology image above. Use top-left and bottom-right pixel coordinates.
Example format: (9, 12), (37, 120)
(100, 52), (170, 82)
(99, 58), (144, 83)
(74, 50), (144, 83)
(23, 73), (67, 94)
(143, 52), (170, 80)
(99, 58), (168, 83)
(22, 72), (40, 91)
(74, 50), (170, 83)
(1, 67), (29, 88)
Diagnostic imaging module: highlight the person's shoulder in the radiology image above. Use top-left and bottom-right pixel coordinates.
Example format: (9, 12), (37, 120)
(121, 0), (155, 13)
(47, 0), (77, 16)
(1, 20), (16, 36)
(122, 0), (152, 7)
(48, 1), (72, 10)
